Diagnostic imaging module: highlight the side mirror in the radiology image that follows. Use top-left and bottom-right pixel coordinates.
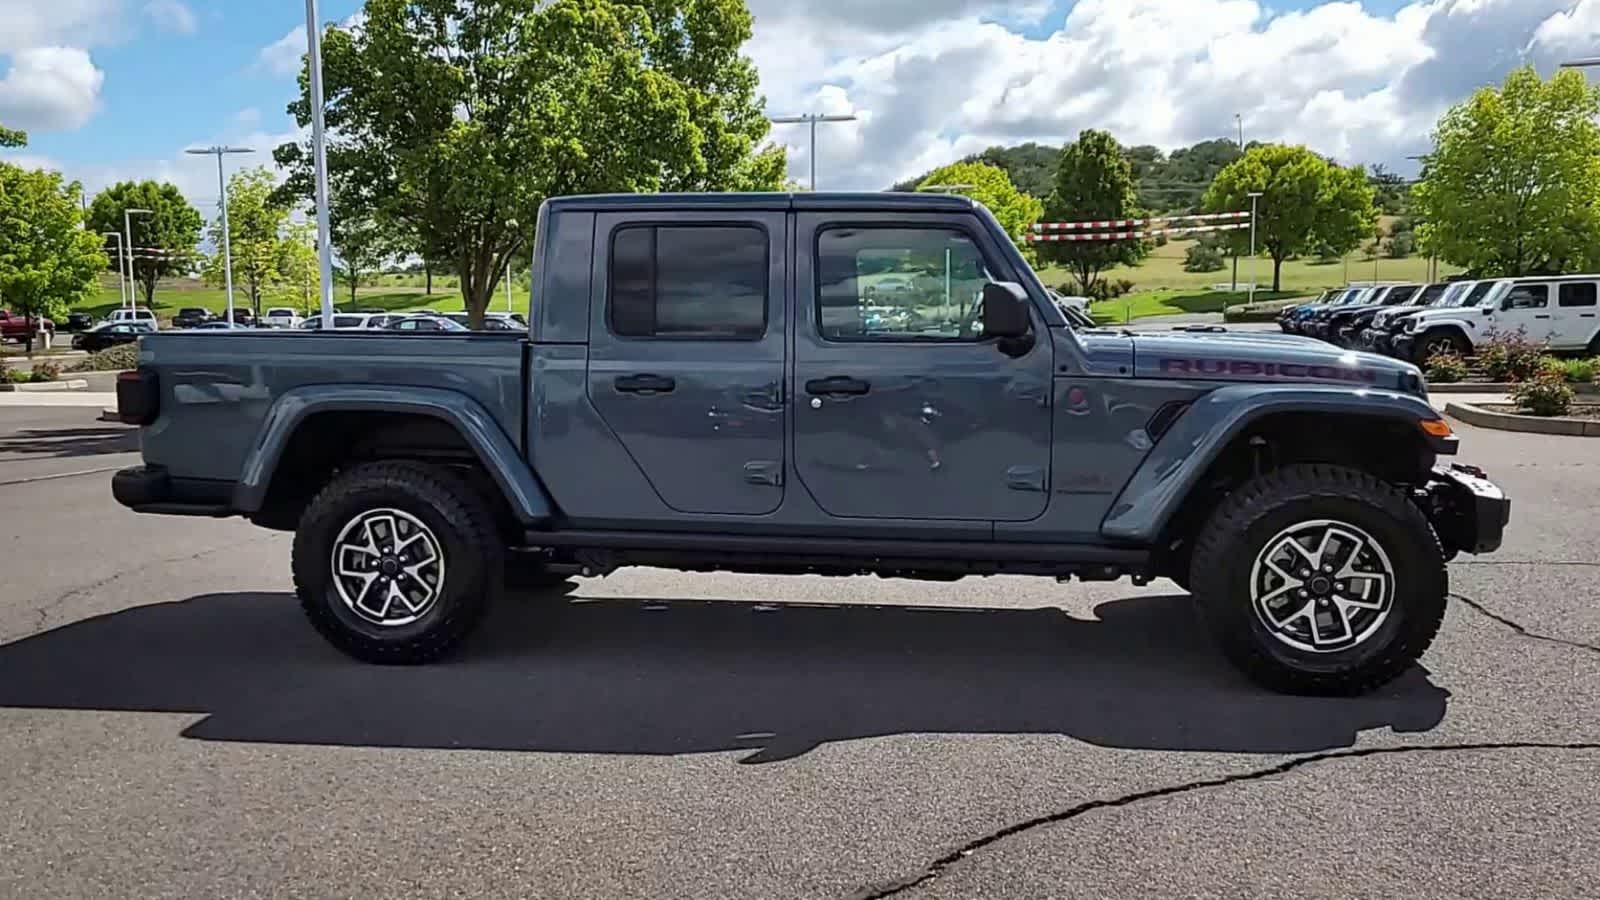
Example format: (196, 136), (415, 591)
(982, 282), (1032, 339)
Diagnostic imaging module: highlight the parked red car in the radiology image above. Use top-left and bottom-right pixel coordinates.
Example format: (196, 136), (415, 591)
(0, 309), (54, 343)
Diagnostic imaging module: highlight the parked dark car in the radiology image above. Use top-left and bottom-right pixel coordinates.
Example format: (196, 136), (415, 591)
(386, 315), (469, 332)
(65, 311), (96, 332)
(443, 312), (519, 331)
(226, 308), (256, 326)
(72, 321), (153, 352)
(172, 307), (214, 329)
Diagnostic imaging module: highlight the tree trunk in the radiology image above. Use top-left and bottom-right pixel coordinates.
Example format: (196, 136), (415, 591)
(141, 274), (157, 306)
(1272, 255), (1284, 293)
(349, 276), (358, 304)
(425, 263), (432, 295)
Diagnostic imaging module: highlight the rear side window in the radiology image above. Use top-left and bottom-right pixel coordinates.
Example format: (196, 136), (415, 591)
(1559, 283), (1598, 308)
(1386, 285), (1419, 304)
(609, 225), (767, 340)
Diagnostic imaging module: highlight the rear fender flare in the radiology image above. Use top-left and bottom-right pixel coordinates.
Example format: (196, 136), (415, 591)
(233, 385), (553, 524)
(1100, 384), (1441, 544)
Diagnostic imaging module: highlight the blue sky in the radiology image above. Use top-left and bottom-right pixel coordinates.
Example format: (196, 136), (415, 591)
(3, 0), (1599, 203)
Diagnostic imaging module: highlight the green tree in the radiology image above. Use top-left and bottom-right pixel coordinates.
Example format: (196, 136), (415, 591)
(204, 168), (289, 317)
(1037, 129), (1149, 296)
(916, 161), (1042, 246)
(1204, 144), (1377, 291)
(1368, 164), (1408, 215)
(275, 0), (786, 328)
(895, 143), (1059, 198)
(0, 164), (107, 352)
(1412, 66), (1600, 276)
(275, 221), (319, 315)
(333, 214), (395, 303)
(0, 123), (25, 147)
(86, 181), (204, 305)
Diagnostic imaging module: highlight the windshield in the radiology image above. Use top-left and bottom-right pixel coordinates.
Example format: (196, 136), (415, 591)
(1458, 281), (1502, 307)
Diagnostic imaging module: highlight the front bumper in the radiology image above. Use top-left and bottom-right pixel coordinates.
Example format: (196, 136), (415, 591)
(1393, 333), (1417, 360)
(1422, 463), (1510, 556)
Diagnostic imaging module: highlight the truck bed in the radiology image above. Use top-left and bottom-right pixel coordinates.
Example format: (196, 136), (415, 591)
(133, 330), (527, 487)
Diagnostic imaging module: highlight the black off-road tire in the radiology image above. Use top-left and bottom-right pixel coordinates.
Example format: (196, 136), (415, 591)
(292, 461), (503, 664)
(1189, 464), (1447, 696)
(1414, 329), (1468, 364)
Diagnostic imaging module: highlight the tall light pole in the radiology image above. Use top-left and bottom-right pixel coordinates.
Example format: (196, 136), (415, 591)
(123, 208), (153, 310)
(1247, 191), (1263, 307)
(306, 0), (336, 328)
(1236, 113), (1244, 150)
(186, 146), (252, 323)
(102, 233), (126, 309)
(769, 113), (857, 190)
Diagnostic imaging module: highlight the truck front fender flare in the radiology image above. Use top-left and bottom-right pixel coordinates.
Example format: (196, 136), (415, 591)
(1100, 384), (1441, 544)
(233, 385), (553, 524)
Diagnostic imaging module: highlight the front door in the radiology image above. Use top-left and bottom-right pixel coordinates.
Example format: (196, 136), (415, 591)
(1496, 283), (1558, 345)
(791, 215), (1053, 522)
(586, 212), (787, 516)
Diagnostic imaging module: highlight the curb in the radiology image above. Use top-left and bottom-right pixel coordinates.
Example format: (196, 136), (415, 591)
(1444, 401), (1600, 437)
(0, 379), (90, 393)
(1430, 382), (1600, 395)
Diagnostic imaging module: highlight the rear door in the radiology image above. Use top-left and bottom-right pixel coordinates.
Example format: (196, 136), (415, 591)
(1555, 281), (1599, 351)
(586, 212), (787, 516)
(791, 213), (1053, 522)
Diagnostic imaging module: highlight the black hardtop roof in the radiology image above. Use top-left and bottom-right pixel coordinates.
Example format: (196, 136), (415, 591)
(545, 192), (978, 213)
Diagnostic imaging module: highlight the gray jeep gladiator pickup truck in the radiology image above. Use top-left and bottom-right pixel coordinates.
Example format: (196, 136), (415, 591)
(112, 192), (1509, 695)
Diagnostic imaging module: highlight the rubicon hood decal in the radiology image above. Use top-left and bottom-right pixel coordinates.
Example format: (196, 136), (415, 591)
(1159, 358), (1380, 384)
(1127, 333), (1414, 391)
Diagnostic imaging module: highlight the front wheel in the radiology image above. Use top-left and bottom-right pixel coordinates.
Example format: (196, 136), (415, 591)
(292, 461), (503, 664)
(1189, 464), (1447, 696)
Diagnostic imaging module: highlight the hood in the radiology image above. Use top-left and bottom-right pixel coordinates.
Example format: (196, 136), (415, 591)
(1128, 331), (1424, 393)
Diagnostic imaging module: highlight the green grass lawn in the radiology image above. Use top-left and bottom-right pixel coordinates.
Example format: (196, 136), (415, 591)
(1086, 290), (1305, 325)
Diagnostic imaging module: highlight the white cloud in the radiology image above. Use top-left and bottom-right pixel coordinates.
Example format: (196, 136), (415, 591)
(749, 0), (1600, 190)
(0, 46), (104, 132)
(0, 0), (123, 54)
(256, 25), (306, 78)
(142, 0), (196, 35)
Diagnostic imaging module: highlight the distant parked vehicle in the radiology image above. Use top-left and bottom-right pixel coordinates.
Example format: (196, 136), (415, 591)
(299, 313), (399, 330)
(262, 307), (304, 329)
(72, 321), (153, 352)
(65, 312), (96, 332)
(172, 307), (214, 329)
(194, 321), (250, 331)
(226, 308), (255, 326)
(105, 308), (160, 331)
(0, 309), (55, 343)
(386, 314), (469, 332)
(443, 312), (520, 331)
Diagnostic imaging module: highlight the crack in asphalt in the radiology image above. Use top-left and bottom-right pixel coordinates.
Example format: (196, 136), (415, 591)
(850, 741), (1600, 900)
(15, 539), (257, 641)
(1452, 592), (1600, 657)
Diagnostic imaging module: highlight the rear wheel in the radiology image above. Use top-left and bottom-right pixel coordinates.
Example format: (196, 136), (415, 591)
(292, 461), (502, 664)
(1189, 464), (1447, 695)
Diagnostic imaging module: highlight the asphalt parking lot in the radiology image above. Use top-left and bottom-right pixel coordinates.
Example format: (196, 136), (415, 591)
(0, 405), (1596, 899)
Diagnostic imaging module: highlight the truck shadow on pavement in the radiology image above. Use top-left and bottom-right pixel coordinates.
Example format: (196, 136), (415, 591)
(0, 590), (1448, 762)
(0, 425), (138, 458)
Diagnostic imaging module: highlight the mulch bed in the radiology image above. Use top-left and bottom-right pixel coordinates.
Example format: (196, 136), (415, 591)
(1482, 403), (1600, 421)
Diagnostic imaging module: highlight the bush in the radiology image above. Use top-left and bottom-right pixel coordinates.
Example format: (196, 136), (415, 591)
(1425, 350), (1468, 384)
(68, 343), (140, 372)
(0, 367), (25, 384)
(1510, 368), (1575, 417)
(30, 359), (62, 382)
(1183, 242), (1226, 273)
(1545, 356), (1599, 384)
(1477, 328), (1546, 382)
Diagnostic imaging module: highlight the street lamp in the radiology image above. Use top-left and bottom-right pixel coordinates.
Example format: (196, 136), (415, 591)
(186, 146), (253, 324)
(102, 233), (126, 308)
(768, 113), (857, 191)
(123, 208), (153, 310)
(1235, 113), (1244, 150)
(1247, 191), (1263, 307)
(306, 0), (336, 329)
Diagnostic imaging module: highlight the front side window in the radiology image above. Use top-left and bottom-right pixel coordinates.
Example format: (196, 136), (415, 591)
(609, 225), (767, 340)
(1505, 285), (1549, 310)
(815, 227), (997, 341)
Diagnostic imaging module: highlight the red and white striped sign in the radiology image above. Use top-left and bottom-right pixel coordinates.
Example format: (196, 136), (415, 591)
(1026, 221), (1249, 243)
(1031, 210), (1249, 233)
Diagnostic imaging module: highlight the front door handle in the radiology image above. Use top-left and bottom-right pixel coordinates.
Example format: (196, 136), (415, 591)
(614, 374), (676, 394)
(805, 376), (870, 396)
(1533, 314), (1551, 320)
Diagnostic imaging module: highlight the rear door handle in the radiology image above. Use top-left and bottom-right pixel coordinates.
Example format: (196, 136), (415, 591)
(614, 374), (676, 394)
(1534, 314), (1552, 319)
(805, 376), (870, 396)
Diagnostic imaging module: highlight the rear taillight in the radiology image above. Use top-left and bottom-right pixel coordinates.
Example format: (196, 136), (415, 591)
(116, 369), (159, 426)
